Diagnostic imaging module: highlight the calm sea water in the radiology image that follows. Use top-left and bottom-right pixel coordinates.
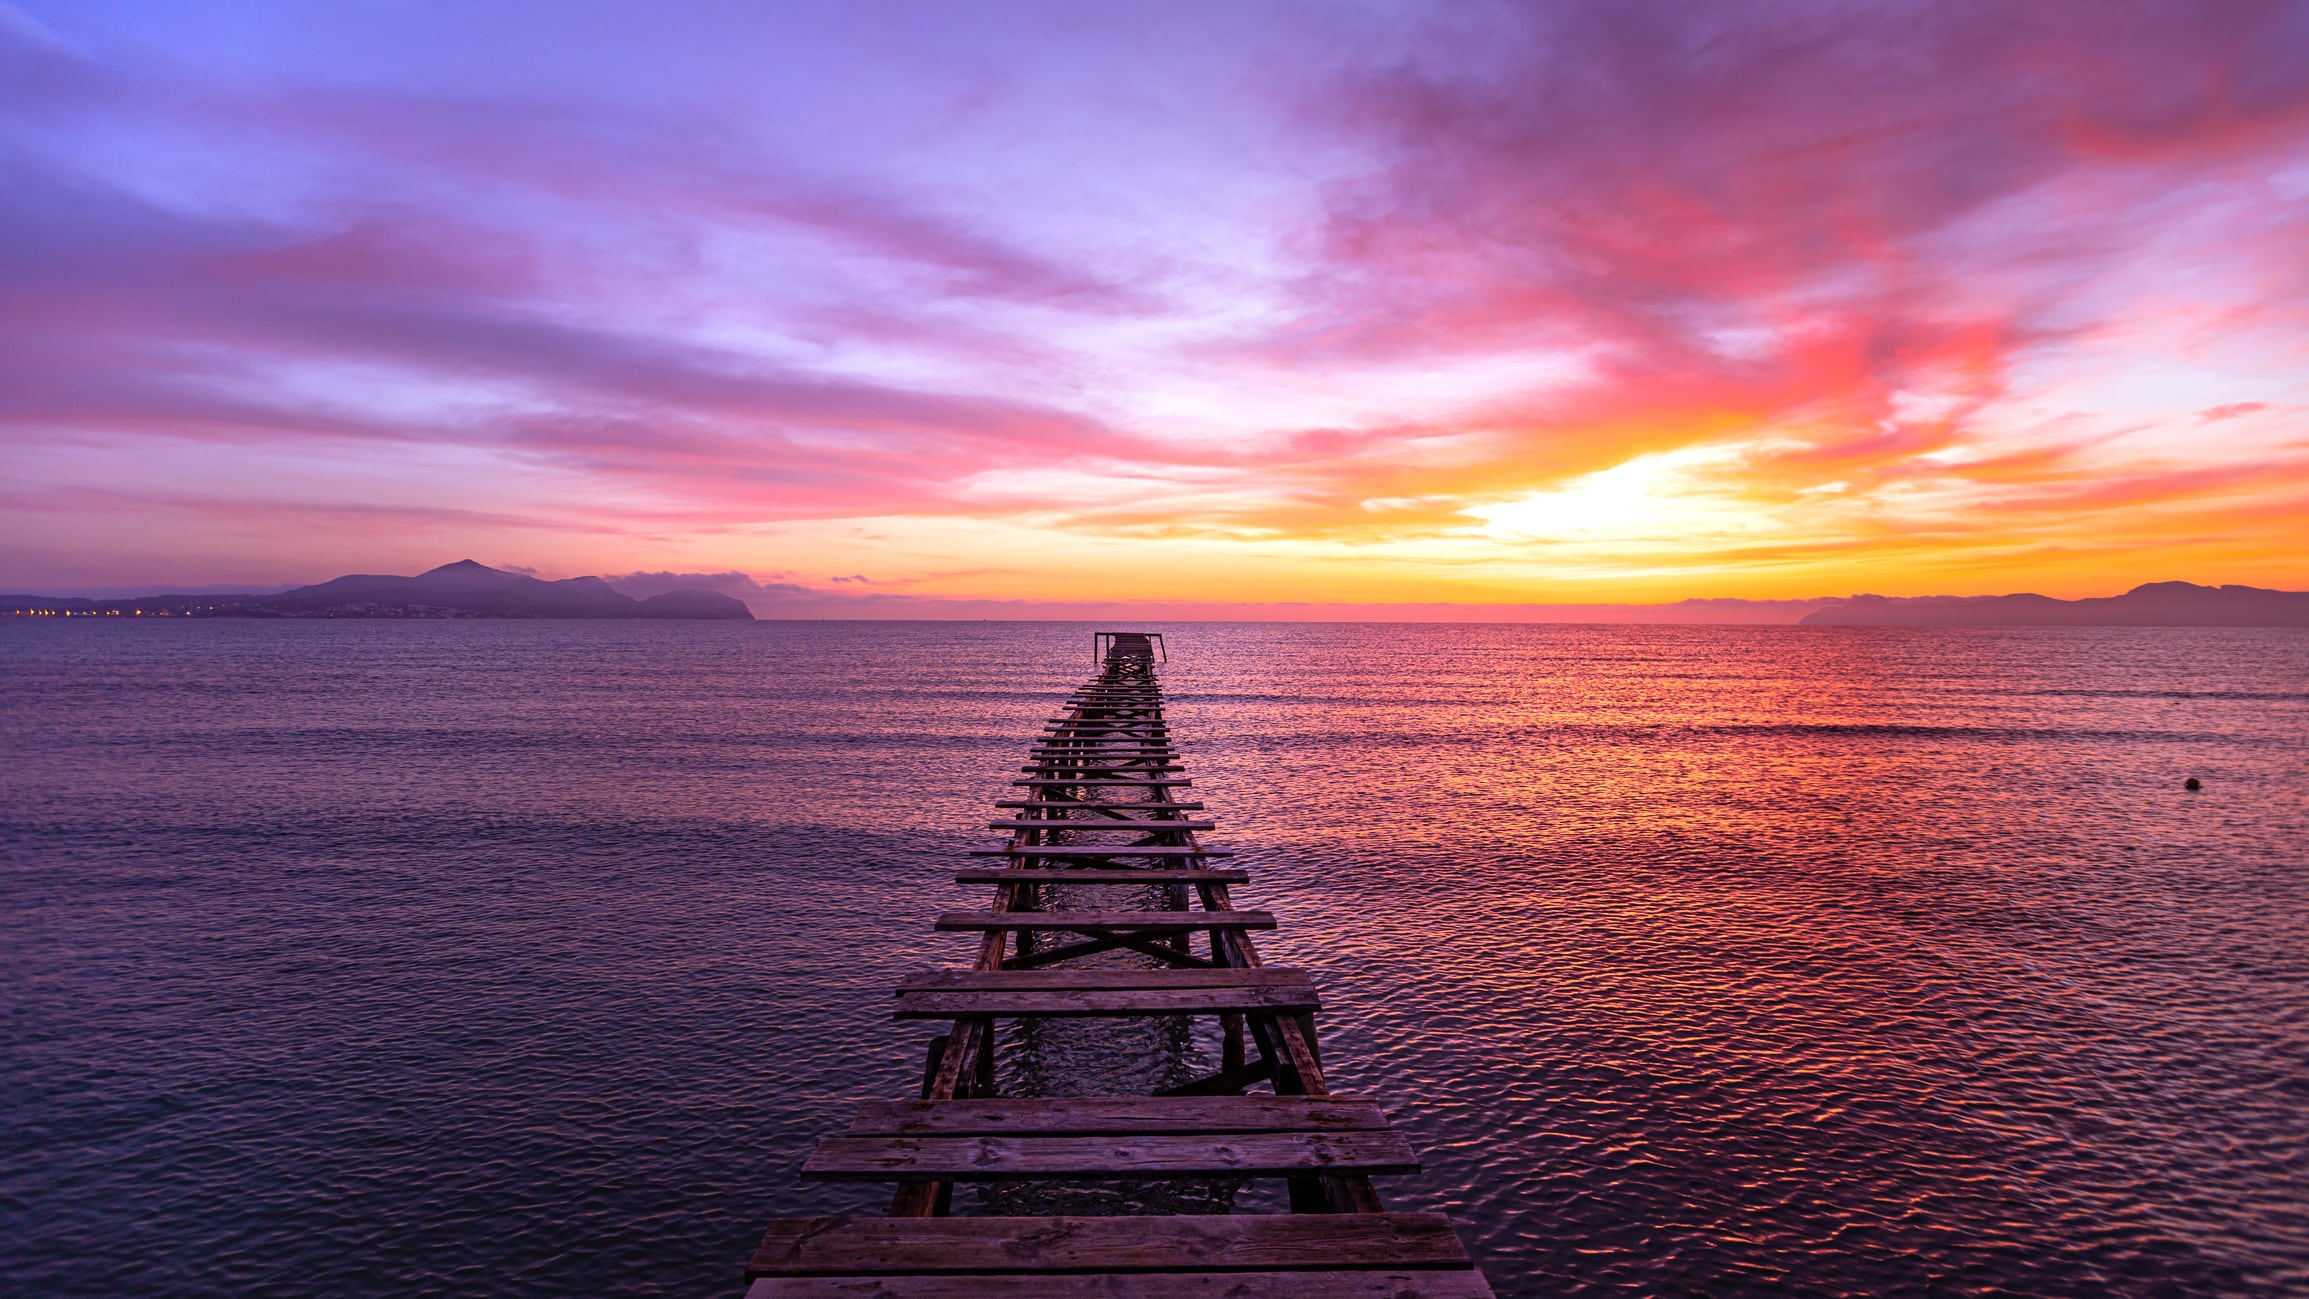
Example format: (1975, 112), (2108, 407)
(3, 621), (2304, 1297)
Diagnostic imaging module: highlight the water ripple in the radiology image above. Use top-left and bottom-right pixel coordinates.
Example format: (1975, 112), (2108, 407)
(3, 620), (2303, 1297)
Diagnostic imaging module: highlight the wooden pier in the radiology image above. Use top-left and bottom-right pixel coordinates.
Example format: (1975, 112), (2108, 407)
(745, 632), (1493, 1296)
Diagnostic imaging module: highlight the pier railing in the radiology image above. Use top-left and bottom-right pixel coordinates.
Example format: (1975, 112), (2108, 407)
(744, 632), (1494, 1295)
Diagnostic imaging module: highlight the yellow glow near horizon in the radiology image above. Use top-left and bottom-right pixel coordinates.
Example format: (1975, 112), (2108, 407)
(5, 4), (2307, 606)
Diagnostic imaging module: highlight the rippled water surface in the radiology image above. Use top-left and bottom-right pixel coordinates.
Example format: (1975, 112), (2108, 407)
(4, 621), (2305, 1297)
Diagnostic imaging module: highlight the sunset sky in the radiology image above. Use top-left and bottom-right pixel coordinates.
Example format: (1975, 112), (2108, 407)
(4, 0), (2306, 609)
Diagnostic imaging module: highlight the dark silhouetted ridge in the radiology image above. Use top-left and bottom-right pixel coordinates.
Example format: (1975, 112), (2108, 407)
(1801, 582), (2309, 627)
(8, 561), (753, 619)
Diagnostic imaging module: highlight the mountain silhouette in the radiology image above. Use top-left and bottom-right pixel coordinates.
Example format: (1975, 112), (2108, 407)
(270, 560), (752, 619)
(1801, 581), (2309, 627)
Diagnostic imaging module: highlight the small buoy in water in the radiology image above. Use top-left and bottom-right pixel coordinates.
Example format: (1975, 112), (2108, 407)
(2184, 777), (2201, 791)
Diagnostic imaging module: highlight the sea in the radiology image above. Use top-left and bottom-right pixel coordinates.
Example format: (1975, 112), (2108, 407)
(3, 620), (2304, 1297)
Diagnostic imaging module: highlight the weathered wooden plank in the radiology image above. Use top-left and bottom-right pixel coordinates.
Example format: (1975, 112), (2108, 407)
(1011, 778), (1192, 787)
(896, 967), (1307, 992)
(991, 813), (1208, 822)
(934, 910), (1273, 932)
(952, 868), (1247, 883)
(1045, 720), (1168, 728)
(746, 1213), (1472, 1278)
(968, 847), (1233, 858)
(1019, 765), (1187, 773)
(752, 1271), (1494, 1299)
(989, 819), (1216, 831)
(801, 1129), (1419, 1180)
(1044, 727), (1169, 734)
(750, 1272), (1495, 1299)
(994, 800), (1206, 810)
(843, 1096), (1383, 1137)
(894, 984), (1317, 1019)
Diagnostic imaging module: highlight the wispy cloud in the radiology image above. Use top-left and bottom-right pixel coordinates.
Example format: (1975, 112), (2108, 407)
(2, 0), (2304, 598)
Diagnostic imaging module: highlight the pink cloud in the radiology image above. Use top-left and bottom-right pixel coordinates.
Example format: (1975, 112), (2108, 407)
(2200, 402), (2271, 421)
(3, 1), (2305, 593)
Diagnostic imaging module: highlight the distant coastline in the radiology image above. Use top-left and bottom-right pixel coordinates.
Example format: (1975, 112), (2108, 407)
(1796, 581), (2309, 628)
(7, 569), (2304, 626)
(4, 560), (752, 621)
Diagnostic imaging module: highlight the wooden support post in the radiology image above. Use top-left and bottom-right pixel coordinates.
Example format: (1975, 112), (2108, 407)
(1014, 882), (1038, 960)
(1164, 880), (1191, 955)
(1294, 1012), (1324, 1075)
(1155, 1056), (1273, 1096)
(917, 1034), (949, 1100)
(1273, 1012), (1328, 1095)
(975, 1021), (997, 1097)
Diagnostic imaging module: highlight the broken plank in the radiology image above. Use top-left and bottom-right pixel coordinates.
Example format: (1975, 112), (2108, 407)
(1015, 761), (1182, 770)
(844, 1096), (1382, 1137)
(934, 910), (1272, 932)
(968, 847), (1231, 857)
(748, 1212), (1471, 1279)
(1012, 778), (1192, 787)
(896, 967), (1307, 992)
(989, 819), (1215, 831)
(952, 868), (1247, 884)
(801, 1128), (1419, 1181)
(993, 800), (1205, 810)
(1002, 932), (1197, 969)
(1159, 1056), (1278, 1096)
(1045, 724), (1168, 731)
(894, 984), (1317, 1019)
(750, 1273), (1493, 1299)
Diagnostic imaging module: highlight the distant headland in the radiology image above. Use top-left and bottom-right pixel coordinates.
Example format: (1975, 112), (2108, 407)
(1797, 581), (2309, 627)
(3, 560), (754, 620)
(6, 571), (2305, 626)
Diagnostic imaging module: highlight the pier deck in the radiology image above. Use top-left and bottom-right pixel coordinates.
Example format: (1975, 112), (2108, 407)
(745, 632), (1491, 1296)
